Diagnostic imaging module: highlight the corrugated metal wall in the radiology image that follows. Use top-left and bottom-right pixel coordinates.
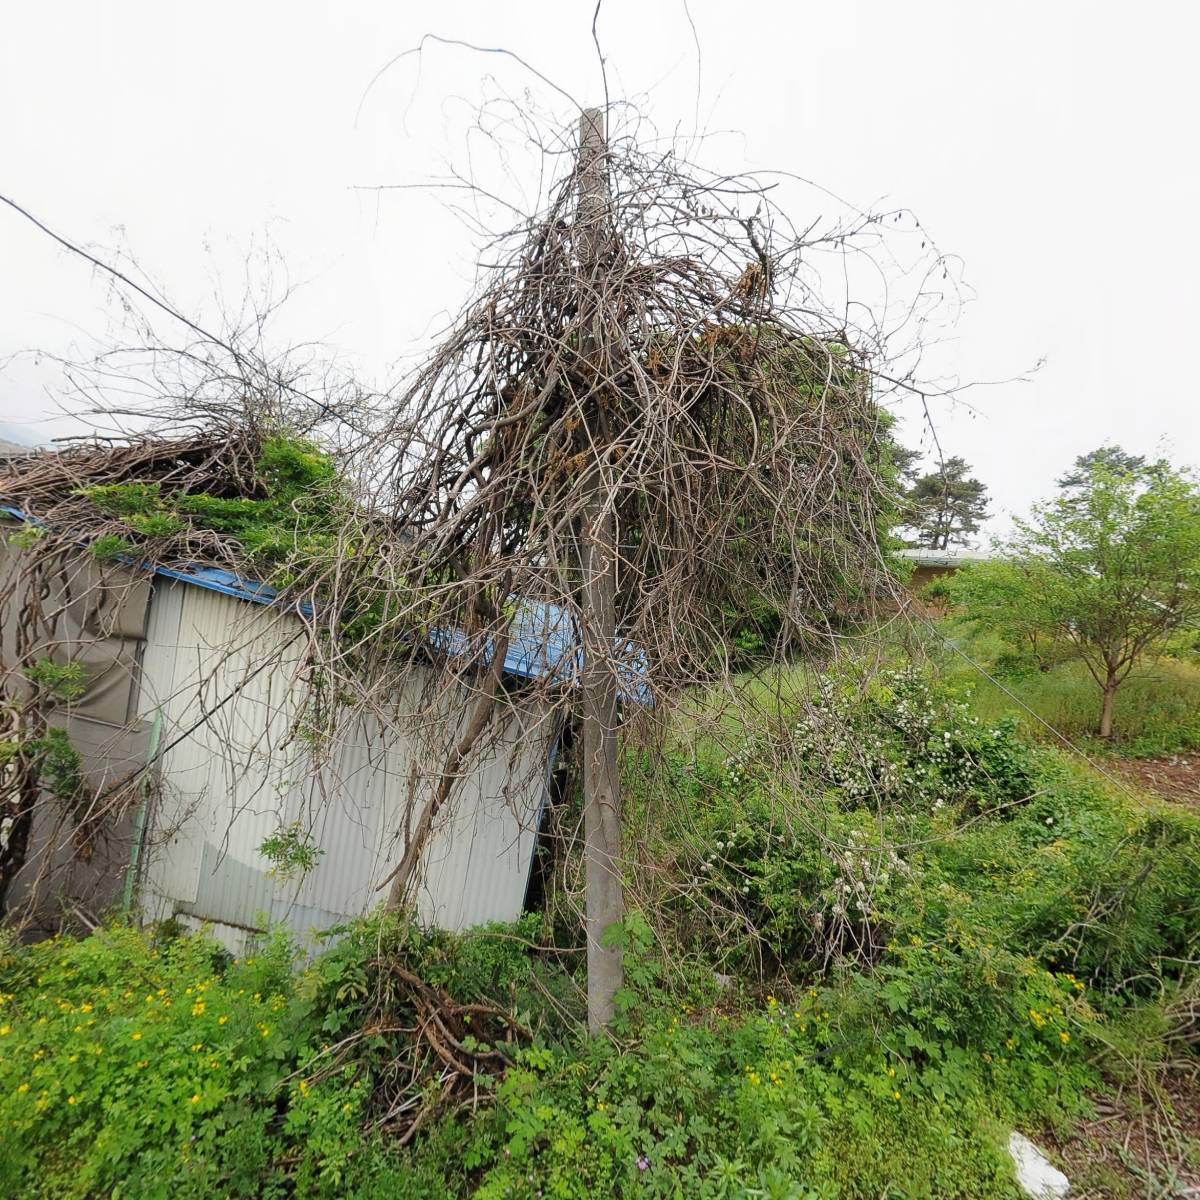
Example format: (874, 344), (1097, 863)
(137, 580), (553, 951)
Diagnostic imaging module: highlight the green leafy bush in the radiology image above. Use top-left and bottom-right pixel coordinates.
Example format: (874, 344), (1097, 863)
(0, 919), (521, 1199)
(1, 669), (1196, 1197)
(652, 669), (1039, 975)
(22, 658), (87, 701)
(788, 668), (1035, 815)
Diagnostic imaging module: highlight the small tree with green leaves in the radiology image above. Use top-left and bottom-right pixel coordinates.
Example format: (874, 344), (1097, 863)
(946, 456), (1200, 738)
(903, 456), (990, 550)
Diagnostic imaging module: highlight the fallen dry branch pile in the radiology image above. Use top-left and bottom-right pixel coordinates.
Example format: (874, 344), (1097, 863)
(0, 428), (283, 571)
(306, 956), (532, 1145)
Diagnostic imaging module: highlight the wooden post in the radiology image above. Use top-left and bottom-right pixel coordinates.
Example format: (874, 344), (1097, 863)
(576, 106), (624, 1033)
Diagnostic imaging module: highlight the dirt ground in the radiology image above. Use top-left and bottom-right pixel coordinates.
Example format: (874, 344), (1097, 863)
(1046, 1073), (1200, 1199)
(1109, 752), (1200, 806)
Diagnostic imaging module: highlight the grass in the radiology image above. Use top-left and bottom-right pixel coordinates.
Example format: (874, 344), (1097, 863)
(937, 624), (1200, 756)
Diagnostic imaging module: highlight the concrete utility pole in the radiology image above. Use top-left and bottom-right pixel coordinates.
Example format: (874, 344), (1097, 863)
(575, 106), (624, 1033)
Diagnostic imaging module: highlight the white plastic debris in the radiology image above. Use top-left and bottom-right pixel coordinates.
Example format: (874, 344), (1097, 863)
(1008, 1131), (1069, 1199)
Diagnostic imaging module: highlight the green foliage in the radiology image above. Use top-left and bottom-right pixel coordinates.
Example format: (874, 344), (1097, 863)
(22, 657), (86, 701)
(87, 533), (139, 562)
(1057, 444), (1146, 492)
(171, 435), (343, 572)
(1, 671), (1196, 1197)
(944, 454), (1200, 736)
(944, 631), (1200, 755)
(0, 722), (85, 805)
(902, 456), (990, 551)
(25, 728), (84, 803)
(73, 436), (345, 577)
(7, 523), (45, 550)
(258, 821), (325, 880)
(75, 480), (166, 518)
(124, 510), (185, 538)
(664, 668), (1035, 963)
(0, 919), (526, 1199)
(787, 668), (1035, 814)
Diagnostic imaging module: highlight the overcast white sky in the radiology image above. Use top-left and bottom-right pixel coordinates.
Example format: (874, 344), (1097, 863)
(2, 1), (1197, 535)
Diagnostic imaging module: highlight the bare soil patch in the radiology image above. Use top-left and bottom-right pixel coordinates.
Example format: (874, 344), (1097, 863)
(1046, 1073), (1200, 1199)
(1109, 753), (1200, 806)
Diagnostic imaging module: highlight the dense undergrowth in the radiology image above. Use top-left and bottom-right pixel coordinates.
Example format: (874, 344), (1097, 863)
(1, 669), (1196, 1198)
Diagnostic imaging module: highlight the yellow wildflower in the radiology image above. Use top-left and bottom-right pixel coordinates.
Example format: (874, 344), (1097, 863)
(131, 1031), (142, 1041)
(1059, 1030), (1070, 1044)
(17, 1082), (29, 1093)
(67, 1095), (77, 1105)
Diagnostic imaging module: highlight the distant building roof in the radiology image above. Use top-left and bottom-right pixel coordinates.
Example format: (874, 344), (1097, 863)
(896, 548), (995, 569)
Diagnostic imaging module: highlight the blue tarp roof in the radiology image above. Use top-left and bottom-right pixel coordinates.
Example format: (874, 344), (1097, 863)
(1, 504), (652, 705)
(430, 601), (651, 706)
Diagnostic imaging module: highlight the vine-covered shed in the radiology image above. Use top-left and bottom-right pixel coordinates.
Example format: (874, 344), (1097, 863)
(0, 509), (582, 952)
(0, 426), (654, 949)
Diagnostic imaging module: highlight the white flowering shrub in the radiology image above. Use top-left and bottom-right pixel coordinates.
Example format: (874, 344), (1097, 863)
(787, 667), (1034, 815)
(668, 669), (1035, 973)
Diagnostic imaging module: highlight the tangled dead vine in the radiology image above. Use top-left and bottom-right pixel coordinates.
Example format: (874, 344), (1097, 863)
(0, 103), (957, 939)
(304, 955), (532, 1143)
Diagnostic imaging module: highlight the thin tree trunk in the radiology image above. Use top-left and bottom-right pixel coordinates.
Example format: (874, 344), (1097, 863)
(1098, 672), (1119, 740)
(581, 493), (623, 1031)
(577, 106), (624, 1033)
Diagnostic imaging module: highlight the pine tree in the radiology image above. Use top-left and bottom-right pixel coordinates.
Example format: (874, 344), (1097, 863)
(1057, 444), (1146, 492)
(904, 456), (990, 550)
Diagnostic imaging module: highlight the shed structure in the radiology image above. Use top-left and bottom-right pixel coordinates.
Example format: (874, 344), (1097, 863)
(1, 514), (572, 952)
(136, 574), (560, 952)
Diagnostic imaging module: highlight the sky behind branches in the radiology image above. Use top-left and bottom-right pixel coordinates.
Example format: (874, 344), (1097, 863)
(1, 0), (1197, 536)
